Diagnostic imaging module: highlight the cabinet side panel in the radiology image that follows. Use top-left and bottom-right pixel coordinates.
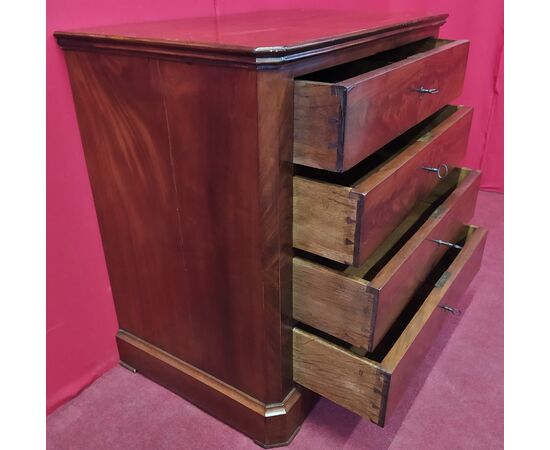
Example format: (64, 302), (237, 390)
(64, 51), (188, 348)
(159, 61), (268, 401)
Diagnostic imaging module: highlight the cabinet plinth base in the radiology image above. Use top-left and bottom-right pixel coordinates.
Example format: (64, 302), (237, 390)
(116, 330), (317, 447)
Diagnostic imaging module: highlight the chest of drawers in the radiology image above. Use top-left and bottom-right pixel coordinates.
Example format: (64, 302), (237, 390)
(55, 9), (486, 447)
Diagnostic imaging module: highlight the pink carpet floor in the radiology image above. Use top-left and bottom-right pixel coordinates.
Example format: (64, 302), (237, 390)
(47, 191), (503, 450)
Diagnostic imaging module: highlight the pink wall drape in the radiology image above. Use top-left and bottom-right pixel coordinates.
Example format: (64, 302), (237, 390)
(47, 0), (503, 413)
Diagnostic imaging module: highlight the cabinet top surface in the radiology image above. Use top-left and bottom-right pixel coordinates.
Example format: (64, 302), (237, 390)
(55, 9), (447, 64)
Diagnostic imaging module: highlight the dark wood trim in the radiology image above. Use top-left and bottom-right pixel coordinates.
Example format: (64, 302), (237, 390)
(54, 14), (447, 67)
(117, 330), (317, 447)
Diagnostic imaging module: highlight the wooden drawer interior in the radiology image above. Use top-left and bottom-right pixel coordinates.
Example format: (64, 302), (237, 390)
(293, 225), (487, 426)
(296, 38), (453, 84)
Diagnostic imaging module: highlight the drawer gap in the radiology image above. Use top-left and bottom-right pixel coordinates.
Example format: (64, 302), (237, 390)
(366, 236), (464, 361)
(296, 226), (472, 361)
(296, 38), (452, 83)
(294, 105), (460, 187)
(293, 248), (349, 272)
(350, 167), (468, 280)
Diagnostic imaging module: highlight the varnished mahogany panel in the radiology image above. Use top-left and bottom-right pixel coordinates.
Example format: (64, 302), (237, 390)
(64, 51), (294, 405)
(294, 39), (469, 171)
(64, 51), (190, 350)
(293, 105), (473, 266)
(293, 168), (480, 351)
(293, 226), (487, 426)
(157, 61), (271, 400)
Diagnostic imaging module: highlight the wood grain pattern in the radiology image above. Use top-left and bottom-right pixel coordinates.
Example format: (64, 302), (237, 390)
(354, 106), (473, 263)
(293, 327), (388, 421)
(293, 83), (343, 170)
(293, 258), (370, 348)
(294, 39), (469, 171)
(293, 105), (473, 266)
(156, 60), (271, 400)
(293, 226), (487, 426)
(293, 168), (480, 351)
(64, 51), (190, 350)
(64, 48), (300, 423)
(293, 177), (359, 265)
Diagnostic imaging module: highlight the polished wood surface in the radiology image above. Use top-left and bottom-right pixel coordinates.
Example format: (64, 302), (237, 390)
(293, 105), (473, 266)
(294, 167), (480, 351)
(293, 226), (487, 426)
(54, 10), (447, 64)
(294, 39), (469, 171)
(63, 51), (189, 351)
(66, 52), (264, 399)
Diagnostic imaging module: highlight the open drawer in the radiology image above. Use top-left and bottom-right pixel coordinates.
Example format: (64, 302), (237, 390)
(294, 167), (480, 351)
(293, 225), (487, 426)
(293, 38), (469, 172)
(293, 105), (473, 266)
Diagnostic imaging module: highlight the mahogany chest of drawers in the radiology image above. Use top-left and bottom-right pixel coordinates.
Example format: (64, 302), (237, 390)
(55, 9), (486, 447)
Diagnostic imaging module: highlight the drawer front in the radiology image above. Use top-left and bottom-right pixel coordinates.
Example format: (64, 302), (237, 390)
(354, 106), (473, 264)
(368, 168), (480, 347)
(293, 226), (487, 426)
(293, 105), (473, 266)
(293, 168), (480, 351)
(294, 39), (469, 172)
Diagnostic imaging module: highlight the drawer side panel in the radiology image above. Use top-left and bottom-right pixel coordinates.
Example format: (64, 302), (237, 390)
(293, 328), (388, 423)
(293, 177), (359, 265)
(293, 82), (343, 170)
(293, 257), (374, 349)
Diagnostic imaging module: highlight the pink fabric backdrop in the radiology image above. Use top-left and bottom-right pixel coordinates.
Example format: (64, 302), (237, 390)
(46, 0), (503, 413)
